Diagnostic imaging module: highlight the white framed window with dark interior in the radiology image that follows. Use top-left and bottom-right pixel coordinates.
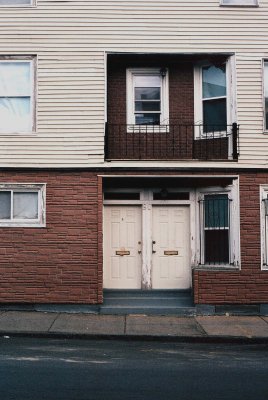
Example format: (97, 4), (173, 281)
(126, 68), (169, 127)
(0, 0), (35, 7)
(264, 60), (268, 132)
(260, 186), (268, 270)
(194, 57), (236, 137)
(197, 183), (240, 268)
(220, 0), (258, 6)
(0, 57), (35, 134)
(0, 184), (45, 227)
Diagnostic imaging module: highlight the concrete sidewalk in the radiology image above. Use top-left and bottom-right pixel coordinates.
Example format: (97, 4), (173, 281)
(1, 311), (268, 341)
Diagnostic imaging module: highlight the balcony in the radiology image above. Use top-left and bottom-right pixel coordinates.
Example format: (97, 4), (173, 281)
(105, 123), (239, 161)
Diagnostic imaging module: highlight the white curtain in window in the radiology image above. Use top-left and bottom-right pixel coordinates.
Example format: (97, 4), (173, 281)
(13, 192), (38, 219)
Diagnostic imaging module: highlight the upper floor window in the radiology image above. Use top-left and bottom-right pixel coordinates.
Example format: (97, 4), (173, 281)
(220, 0), (258, 6)
(0, 58), (35, 134)
(194, 58), (236, 136)
(0, 0), (33, 5)
(126, 68), (169, 126)
(264, 61), (268, 131)
(202, 64), (227, 132)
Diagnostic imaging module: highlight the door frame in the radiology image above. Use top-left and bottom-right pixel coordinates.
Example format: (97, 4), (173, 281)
(103, 188), (195, 289)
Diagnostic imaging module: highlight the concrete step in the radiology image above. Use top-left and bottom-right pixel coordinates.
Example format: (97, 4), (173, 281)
(100, 289), (195, 315)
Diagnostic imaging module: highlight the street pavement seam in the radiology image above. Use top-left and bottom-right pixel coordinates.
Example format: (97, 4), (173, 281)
(193, 317), (208, 336)
(47, 313), (60, 333)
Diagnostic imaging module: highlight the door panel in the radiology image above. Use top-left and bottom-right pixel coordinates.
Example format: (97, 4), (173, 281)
(152, 206), (190, 289)
(104, 206), (142, 289)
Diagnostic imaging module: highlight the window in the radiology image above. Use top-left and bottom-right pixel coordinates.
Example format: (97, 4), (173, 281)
(0, 58), (35, 133)
(203, 194), (230, 264)
(127, 68), (169, 126)
(0, 184), (45, 227)
(260, 186), (268, 269)
(220, 0), (258, 6)
(0, 0), (33, 6)
(198, 185), (240, 267)
(264, 61), (268, 131)
(202, 64), (227, 132)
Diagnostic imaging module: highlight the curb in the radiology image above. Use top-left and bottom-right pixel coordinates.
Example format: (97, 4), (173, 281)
(2, 331), (268, 344)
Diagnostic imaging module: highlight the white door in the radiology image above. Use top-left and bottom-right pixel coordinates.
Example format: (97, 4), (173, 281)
(104, 206), (142, 289)
(152, 206), (190, 289)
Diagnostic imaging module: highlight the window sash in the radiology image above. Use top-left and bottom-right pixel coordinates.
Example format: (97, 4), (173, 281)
(0, 0), (33, 6)
(127, 69), (169, 127)
(0, 189), (39, 222)
(200, 194), (231, 265)
(264, 61), (268, 131)
(220, 0), (258, 5)
(0, 59), (34, 133)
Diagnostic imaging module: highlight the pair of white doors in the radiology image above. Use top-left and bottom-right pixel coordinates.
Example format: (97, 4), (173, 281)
(103, 205), (190, 290)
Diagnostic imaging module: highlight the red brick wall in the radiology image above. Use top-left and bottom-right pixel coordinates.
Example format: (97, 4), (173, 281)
(0, 171), (101, 304)
(194, 173), (268, 304)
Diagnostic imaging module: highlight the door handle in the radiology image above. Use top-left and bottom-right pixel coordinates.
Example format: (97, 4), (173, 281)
(152, 240), (156, 254)
(138, 241), (142, 254)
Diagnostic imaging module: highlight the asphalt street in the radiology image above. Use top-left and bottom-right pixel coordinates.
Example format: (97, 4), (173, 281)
(0, 337), (267, 400)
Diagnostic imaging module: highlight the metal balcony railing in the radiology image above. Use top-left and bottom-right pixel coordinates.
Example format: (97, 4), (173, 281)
(105, 123), (239, 161)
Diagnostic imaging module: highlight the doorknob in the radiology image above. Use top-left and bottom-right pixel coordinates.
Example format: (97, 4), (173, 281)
(138, 241), (142, 254)
(152, 240), (156, 254)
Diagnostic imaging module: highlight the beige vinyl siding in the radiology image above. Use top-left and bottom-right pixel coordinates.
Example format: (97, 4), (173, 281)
(0, 1), (267, 166)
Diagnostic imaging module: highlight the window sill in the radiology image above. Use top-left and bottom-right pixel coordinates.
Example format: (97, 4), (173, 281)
(219, 4), (259, 7)
(193, 264), (240, 271)
(0, 222), (45, 228)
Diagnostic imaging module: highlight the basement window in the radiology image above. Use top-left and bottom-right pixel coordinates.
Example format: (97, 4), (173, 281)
(0, 184), (45, 227)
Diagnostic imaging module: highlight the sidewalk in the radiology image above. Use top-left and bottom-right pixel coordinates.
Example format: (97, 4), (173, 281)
(1, 311), (268, 342)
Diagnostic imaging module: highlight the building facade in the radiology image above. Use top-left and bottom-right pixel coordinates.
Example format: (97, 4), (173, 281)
(0, 0), (268, 309)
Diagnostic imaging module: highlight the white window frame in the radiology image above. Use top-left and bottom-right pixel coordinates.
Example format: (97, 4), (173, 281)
(194, 57), (236, 138)
(263, 59), (268, 133)
(196, 181), (240, 268)
(0, 0), (36, 7)
(0, 183), (45, 227)
(0, 56), (36, 134)
(260, 185), (268, 270)
(126, 68), (169, 130)
(220, 0), (258, 6)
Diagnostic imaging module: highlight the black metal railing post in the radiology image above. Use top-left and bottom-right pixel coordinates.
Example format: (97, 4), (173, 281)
(232, 122), (239, 160)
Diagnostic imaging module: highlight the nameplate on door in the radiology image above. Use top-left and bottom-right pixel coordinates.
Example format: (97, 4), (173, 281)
(164, 250), (178, 256)
(116, 250), (130, 256)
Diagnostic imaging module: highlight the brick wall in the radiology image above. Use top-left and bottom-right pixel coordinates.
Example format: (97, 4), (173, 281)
(194, 173), (268, 304)
(0, 170), (101, 304)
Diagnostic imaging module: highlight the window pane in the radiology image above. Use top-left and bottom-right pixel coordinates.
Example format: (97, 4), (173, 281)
(134, 75), (161, 87)
(135, 113), (160, 125)
(135, 101), (161, 112)
(135, 87), (160, 100)
(265, 63), (268, 130)
(0, 0), (31, 3)
(221, 0), (257, 4)
(13, 192), (38, 219)
(0, 97), (31, 132)
(205, 230), (229, 264)
(203, 98), (227, 130)
(202, 65), (226, 99)
(0, 191), (11, 219)
(0, 62), (31, 96)
(205, 194), (229, 228)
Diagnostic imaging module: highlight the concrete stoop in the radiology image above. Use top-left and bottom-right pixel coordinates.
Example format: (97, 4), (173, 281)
(99, 289), (196, 316)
